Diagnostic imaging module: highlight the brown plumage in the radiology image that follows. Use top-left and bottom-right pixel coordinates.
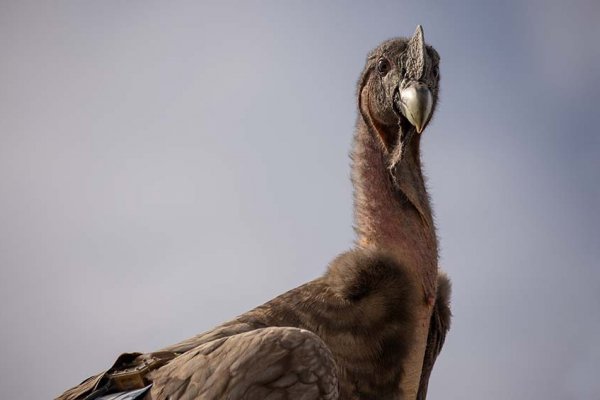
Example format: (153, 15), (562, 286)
(149, 327), (339, 399)
(56, 26), (451, 400)
(417, 272), (452, 400)
(153, 250), (420, 400)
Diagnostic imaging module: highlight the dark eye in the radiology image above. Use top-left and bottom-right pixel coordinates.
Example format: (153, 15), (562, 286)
(432, 65), (439, 78)
(376, 58), (390, 75)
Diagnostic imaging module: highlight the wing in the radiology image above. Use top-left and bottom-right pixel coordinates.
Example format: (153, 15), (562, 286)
(417, 271), (452, 400)
(145, 327), (339, 400)
(57, 249), (418, 400)
(54, 281), (321, 400)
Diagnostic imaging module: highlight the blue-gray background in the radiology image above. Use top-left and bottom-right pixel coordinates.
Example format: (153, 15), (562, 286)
(1, 1), (598, 399)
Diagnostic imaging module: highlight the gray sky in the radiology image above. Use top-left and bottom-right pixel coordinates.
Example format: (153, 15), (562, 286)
(1, 1), (599, 399)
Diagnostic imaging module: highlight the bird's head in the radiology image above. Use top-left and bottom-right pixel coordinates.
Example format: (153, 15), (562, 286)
(358, 25), (440, 165)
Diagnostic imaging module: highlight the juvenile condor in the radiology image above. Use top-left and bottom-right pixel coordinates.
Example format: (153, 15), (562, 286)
(57, 25), (451, 400)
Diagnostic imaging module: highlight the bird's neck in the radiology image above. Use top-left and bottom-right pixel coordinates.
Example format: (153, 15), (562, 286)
(352, 118), (439, 399)
(351, 118), (438, 297)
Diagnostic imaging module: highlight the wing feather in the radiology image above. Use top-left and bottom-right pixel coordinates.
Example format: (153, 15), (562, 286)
(417, 271), (452, 400)
(146, 327), (338, 400)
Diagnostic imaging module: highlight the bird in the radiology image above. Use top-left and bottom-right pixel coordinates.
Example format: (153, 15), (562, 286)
(57, 25), (451, 400)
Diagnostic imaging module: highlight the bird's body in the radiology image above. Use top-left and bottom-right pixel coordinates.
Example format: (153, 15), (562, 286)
(151, 250), (421, 400)
(57, 26), (451, 400)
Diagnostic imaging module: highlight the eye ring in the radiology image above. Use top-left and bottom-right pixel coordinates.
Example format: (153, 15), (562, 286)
(376, 58), (390, 75)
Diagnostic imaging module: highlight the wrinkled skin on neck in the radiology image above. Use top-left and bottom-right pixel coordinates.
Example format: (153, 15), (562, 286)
(352, 112), (438, 299)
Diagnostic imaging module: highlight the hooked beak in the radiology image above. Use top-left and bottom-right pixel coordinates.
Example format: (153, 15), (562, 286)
(398, 82), (433, 134)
